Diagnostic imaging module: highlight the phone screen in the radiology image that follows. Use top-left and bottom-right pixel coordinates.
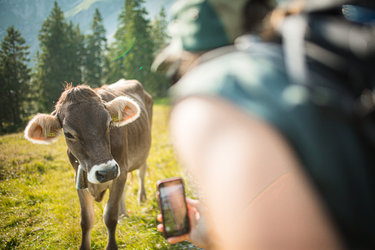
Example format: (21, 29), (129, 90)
(158, 178), (190, 237)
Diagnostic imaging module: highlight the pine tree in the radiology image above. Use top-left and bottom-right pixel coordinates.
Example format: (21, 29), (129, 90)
(35, 1), (85, 112)
(35, 1), (66, 111)
(66, 22), (85, 85)
(0, 26), (31, 133)
(151, 7), (169, 55)
(85, 8), (107, 87)
(105, 0), (156, 94)
(151, 8), (170, 97)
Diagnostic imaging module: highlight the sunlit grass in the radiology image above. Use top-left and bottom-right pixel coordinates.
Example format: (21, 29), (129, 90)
(0, 105), (198, 249)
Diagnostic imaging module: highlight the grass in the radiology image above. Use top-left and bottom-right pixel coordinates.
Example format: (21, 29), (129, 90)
(0, 104), (199, 249)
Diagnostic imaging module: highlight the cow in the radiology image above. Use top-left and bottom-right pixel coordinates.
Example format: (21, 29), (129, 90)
(24, 79), (153, 249)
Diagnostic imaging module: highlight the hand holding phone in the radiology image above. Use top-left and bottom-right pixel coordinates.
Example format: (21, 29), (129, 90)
(157, 177), (190, 238)
(157, 196), (210, 248)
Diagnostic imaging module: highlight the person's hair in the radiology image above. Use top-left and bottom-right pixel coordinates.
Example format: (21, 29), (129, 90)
(242, 0), (276, 34)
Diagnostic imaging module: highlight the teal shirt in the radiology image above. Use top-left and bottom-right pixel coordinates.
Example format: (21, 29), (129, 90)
(171, 35), (375, 248)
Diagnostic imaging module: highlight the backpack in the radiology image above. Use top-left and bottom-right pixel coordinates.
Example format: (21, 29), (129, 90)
(281, 0), (375, 151)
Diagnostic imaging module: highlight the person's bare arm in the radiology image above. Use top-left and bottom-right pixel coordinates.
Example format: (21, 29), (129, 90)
(170, 96), (343, 250)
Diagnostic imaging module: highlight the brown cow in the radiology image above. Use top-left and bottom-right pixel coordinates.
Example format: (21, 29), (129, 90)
(24, 79), (153, 249)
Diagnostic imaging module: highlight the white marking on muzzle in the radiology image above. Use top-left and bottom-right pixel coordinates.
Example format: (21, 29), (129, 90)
(87, 159), (120, 184)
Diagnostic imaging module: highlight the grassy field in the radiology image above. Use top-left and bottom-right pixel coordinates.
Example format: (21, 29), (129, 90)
(0, 105), (198, 249)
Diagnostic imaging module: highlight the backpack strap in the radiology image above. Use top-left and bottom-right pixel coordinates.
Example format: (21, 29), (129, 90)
(282, 14), (308, 85)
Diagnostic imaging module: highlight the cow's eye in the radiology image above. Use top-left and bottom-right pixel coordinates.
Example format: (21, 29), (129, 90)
(64, 132), (74, 139)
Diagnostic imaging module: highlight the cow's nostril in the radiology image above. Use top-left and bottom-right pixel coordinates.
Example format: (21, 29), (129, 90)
(110, 164), (119, 175)
(96, 170), (106, 182)
(95, 165), (119, 183)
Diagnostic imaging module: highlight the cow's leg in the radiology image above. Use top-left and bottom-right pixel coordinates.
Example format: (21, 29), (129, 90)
(78, 189), (95, 250)
(138, 163), (147, 203)
(103, 175), (126, 250)
(118, 183), (128, 218)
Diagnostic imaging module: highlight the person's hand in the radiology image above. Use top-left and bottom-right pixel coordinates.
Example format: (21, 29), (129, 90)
(157, 198), (209, 249)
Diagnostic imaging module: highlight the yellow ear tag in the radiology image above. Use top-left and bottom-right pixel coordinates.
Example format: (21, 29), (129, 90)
(47, 132), (56, 138)
(112, 117), (119, 122)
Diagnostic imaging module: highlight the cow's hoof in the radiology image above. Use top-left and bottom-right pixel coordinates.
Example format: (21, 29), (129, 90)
(105, 242), (118, 250)
(138, 192), (147, 204)
(118, 212), (129, 221)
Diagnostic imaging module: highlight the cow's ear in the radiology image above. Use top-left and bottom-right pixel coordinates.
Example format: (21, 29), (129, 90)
(24, 114), (61, 144)
(105, 96), (141, 127)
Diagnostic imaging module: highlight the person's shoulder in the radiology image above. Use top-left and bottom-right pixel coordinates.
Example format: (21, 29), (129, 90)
(170, 35), (288, 101)
(195, 35), (286, 77)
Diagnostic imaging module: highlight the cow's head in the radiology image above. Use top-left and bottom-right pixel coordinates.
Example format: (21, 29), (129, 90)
(24, 85), (141, 184)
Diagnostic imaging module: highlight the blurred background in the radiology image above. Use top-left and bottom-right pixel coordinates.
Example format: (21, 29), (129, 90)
(0, 0), (173, 134)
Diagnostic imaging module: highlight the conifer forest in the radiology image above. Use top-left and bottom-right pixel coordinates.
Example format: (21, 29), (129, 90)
(0, 0), (170, 134)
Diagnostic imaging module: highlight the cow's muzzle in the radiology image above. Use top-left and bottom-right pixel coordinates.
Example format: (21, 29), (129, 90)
(87, 159), (120, 184)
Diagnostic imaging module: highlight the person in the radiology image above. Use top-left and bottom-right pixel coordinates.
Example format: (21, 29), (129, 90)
(154, 0), (375, 249)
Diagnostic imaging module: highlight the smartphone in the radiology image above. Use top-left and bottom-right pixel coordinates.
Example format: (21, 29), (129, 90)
(157, 177), (190, 238)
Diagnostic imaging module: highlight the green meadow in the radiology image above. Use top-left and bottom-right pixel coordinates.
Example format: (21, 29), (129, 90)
(0, 104), (198, 249)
